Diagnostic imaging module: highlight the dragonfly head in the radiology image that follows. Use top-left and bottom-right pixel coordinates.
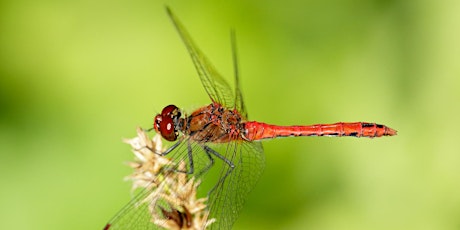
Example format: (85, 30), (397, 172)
(154, 105), (182, 141)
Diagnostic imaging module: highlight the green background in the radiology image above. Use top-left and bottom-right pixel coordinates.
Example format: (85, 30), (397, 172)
(1, 0), (459, 229)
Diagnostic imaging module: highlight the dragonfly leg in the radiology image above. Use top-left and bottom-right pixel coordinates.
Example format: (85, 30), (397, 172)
(170, 142), (195, 174)
(203, 146), (234, 169)
(158, 140), (182, 156)
(186, 143), (194, 174)
(195, 147), (215, 178)
(132, 139), (182, 156)
(153, 139), (195, 174)
(170, 142), (218, 176)
(142, 127), (154, 132)
(203, 145), (235, 196)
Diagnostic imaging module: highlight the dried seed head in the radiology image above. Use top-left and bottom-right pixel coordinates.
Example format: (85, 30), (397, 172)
(124, 127), (215, 229)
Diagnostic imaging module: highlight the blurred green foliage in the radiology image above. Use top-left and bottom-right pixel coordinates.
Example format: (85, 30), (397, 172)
(1, 0), (460, 229)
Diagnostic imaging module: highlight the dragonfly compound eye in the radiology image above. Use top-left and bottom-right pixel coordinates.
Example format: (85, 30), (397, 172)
(153, 114), (162, 133)
(159, 116), (178, 141)
(154, 105), (181, 141)
(162, 105), (180, 117)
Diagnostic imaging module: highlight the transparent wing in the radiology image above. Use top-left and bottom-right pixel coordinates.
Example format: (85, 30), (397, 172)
(104, 189), (160, 230)
(166, 7), (234, 108)
(206, 141), (265, 229)
(230, 30), (248, 119)
(104, 135), (210, 229)
(104, 127), (265, 230)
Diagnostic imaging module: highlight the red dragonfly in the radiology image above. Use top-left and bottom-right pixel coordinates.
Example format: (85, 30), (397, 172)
(105, 6), (396, 230)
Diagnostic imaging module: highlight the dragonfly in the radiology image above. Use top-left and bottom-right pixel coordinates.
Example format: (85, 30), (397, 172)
(104, 6), (397, 230)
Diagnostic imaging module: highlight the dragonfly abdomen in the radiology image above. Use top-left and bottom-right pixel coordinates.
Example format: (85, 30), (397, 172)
(243, 121), (397, 141)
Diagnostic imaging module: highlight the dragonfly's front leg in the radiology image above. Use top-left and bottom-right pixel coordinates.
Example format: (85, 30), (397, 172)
(159, 140), (197, 174)
(158, 140), (182, 156)
(133, 137), (182, 156)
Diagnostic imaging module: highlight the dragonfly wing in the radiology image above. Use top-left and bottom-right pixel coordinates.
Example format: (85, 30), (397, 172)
(104, 188), (161, 230)
(206, 141), (265, 229)
(230, 30), (248, 119)
(104, 136), (198, 230)
(166, 7), (234, 108)
(105, 133), (265, 229)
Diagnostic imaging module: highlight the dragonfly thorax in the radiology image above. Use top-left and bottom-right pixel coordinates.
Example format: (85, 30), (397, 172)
(184, 103), (245, 143)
